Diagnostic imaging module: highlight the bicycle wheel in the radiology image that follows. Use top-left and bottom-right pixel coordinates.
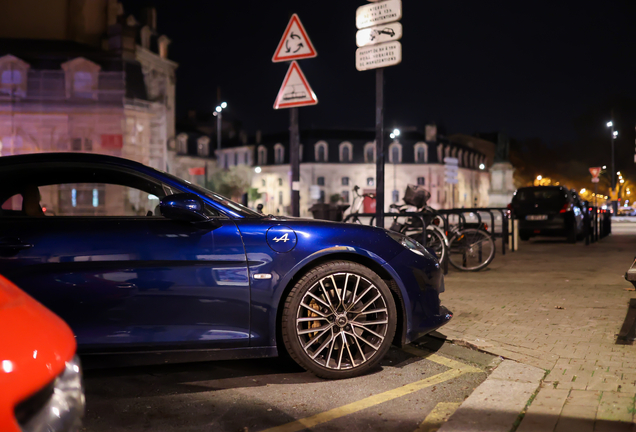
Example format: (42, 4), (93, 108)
(407, 228), (447, 264)
(448, 228), (495, 271)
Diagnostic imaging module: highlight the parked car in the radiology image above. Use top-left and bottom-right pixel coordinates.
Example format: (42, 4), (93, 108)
(0, 153), (451, 379)
(511, 186), (585, 243)
(0, 275), (84, 432)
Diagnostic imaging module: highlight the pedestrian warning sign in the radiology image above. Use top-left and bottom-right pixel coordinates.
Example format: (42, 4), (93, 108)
(273, 61), (318, 109)
(272, 14), (317, 62)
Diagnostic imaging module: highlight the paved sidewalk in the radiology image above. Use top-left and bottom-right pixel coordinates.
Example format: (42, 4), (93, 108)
(435, 234), (636, 431)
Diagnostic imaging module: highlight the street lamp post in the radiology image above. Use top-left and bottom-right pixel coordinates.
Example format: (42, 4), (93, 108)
(214, 102), (228, 151)
(606, 120), (618, 213)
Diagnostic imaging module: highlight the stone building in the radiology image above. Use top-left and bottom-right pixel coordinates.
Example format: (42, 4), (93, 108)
(0, 0), (177, 215)
(214, 125), (491, 217)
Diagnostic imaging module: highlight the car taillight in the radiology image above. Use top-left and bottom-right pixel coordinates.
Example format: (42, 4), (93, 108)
(559, 203), (569, 213)
(507, 203), (513, 210)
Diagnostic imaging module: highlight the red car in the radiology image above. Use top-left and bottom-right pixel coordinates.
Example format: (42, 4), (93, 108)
(0, 275), (84, 432)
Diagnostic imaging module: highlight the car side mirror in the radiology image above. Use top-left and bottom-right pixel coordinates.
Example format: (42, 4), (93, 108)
(160, 193), (210, 222)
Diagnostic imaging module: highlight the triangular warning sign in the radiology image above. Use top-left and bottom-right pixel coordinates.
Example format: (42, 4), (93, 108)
(273, 61), (318, 109)
(272, 14), (317, 62)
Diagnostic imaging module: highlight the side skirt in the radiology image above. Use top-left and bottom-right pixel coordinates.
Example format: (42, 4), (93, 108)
(80, 346), (278, 369)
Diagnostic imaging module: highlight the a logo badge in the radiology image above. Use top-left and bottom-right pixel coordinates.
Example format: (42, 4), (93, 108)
(266, 226), (297, 253)
(273, 233), (290, 243)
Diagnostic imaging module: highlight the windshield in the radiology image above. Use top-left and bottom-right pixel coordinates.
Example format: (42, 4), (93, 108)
(160, 171), (263, 218)
(514, 187), (567, 203)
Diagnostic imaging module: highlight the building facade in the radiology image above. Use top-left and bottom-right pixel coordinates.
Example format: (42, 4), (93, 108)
(0, 0), (177, 215)
(215, 126), (491, 217)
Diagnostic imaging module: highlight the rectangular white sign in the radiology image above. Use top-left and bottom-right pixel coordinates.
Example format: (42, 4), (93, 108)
(445, 178), (459, 185)
(356, 22), (402, 48)
(355, 41), (402, 71)
(356, 0), (402, 30)
(444, 157), (459, 165)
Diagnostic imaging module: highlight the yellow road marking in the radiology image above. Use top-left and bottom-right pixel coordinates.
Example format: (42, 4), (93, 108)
(402, 345), (482, 373)
(414, 402), (462, 432)
(260, 368), (467, 432)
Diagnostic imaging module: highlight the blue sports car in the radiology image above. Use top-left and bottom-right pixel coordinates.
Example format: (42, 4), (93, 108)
(0, 153), (451, 379)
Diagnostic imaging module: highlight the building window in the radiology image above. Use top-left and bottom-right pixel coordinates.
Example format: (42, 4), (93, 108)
(177, 133), (188, 154)
(73, 71), (94, 98)
(235, 152), (239, 165)
(245, 151), (250, 165)
(197, 137), (210, 157)
(319, 190), (325, 203)
(278, 178), (283, 186)
(364, 143), (375, 163)
(457, 149), (463, 167)
(367, 177), (374, 187)
(317, 177), (325, 186)
(262, 179), (266, 187)
(315, 141), (328, 162)
(279, 191), (283, 205)
(342, 177), (349, 186)
(392, 190), (399, 203)
(274, 143), (284, 164)
(257, 145), (267, 165)
(389, 142), (402, 163)
(1, 70), (21, 85)
(417, 177), (426, 186)
(339, 141), (353, 162)
(71, 138), (92, 152)
(415, 143), (428, 163)
(224, 154), (229, 169)
(342, 190), (350, 203)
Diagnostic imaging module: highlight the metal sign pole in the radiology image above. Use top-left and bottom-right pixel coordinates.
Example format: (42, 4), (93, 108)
(290, 107), (300, 217)
(375, 68), (385, 228)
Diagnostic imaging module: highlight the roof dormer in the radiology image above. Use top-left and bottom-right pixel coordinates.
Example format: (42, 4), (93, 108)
(61, 57), (101, 100)
(0, 55), (30, 98)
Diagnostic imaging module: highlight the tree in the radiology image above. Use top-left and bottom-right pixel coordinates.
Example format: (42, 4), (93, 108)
(208, 165), (251, 201)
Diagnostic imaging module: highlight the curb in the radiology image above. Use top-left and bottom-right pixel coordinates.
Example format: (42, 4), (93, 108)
(438, 360), (545, 432)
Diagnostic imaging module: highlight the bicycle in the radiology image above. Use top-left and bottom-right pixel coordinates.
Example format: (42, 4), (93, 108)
(347, 185), (375, 224)
(390, 185), (495, 271)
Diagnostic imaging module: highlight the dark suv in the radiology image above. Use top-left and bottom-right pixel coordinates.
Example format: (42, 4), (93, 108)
(511, 186), (585, 243)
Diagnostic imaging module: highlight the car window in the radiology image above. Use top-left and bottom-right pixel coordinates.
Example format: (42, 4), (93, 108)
(0, 164), (220, 218)
(514, 188), (566, 203)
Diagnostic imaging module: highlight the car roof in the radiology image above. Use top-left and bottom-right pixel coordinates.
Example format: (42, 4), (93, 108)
(0, 152), (149, 170)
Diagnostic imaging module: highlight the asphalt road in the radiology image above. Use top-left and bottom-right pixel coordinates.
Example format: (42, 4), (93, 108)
(81, 337), (496, 432)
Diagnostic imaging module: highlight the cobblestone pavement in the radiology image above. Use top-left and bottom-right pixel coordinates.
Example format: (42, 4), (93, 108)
(437, 233), (636, 431)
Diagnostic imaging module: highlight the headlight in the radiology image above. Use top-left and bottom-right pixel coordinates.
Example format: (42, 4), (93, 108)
(19, 355), (85, 432)
(387, 231), (431, 257)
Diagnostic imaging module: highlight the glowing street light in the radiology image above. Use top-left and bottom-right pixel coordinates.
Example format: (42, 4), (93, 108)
(254, 166), (262, 174)
(603, 165), (607, 169)
(479, 163), (485, 170)
(214, 102), (228, 150)
(620, 179), (625, 184)
(580, 188), (586, 194)
(613, 131), (618, 138)
(537, 175), (543, 180)
(607, 121), (613, 128)
(390, 128), (400, 139)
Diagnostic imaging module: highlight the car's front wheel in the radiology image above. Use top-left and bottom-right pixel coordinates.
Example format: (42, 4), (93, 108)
(281, 261), (397, 379)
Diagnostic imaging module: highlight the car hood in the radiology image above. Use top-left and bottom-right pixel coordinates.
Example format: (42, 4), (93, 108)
(0, 276), (76, 425)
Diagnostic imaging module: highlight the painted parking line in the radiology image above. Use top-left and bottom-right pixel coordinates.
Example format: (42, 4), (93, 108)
(414, 402), (462, 432)
(261, 348), (481, 432)
(260, 369), (467, 432)
(401, 345), (481, 374)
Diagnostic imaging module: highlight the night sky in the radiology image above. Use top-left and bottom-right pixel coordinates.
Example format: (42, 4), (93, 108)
(122, 1), (636, 170)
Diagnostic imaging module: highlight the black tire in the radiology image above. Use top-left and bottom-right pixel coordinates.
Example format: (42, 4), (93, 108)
(281, 261), (397, 379)
(448, 228), (496, 271)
